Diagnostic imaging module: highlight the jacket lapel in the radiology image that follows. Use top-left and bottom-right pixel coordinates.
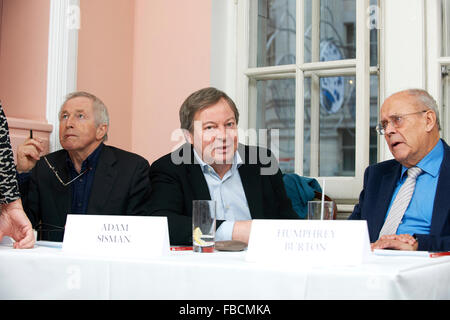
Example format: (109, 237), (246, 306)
(184, 144), (211, 200)
(430, 141), (450, 234)
(50, 151), (72, 226)
(238, 164), (263, 219)
(237, 145), (264, 219)
(372, 163), (401, 236)
(186, 164), (211, 200)
(88, 146), (116, 212)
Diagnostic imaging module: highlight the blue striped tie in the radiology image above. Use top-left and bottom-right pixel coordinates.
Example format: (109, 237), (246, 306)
(378, 166), (423, 238)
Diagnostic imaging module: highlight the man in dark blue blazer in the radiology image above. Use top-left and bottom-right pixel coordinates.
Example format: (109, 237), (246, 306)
(349, 89), (450, 252)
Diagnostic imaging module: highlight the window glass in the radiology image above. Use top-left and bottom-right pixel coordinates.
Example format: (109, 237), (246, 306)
(252, 0), (380, 181)
(442, 0), (450, 56)
(304, 76), (356, 176)
(442, 0), (450, 141)
(318, 76), (356, 176)
(304, 75), (377, 177)
(369, 0), (379, 66)
(304, 0), (356, 63)
(443, 70), (450, 141)
(303, 77), (311, 176)
(369, 74), (379, 165)
(255, 78), (296, 173)
(256, 0), (296, 67)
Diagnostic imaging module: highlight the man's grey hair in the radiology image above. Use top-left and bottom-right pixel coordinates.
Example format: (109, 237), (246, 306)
(61, 91), (110, 141)
(404, 89), (441, 130)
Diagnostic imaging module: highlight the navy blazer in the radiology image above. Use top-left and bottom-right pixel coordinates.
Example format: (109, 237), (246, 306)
(349, 139), (450, 251)
(148, 143), (298, 245)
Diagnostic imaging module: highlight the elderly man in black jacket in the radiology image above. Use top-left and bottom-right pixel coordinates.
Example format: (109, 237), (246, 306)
(17, 91), (151, 241)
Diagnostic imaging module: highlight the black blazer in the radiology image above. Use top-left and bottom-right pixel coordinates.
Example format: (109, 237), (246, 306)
(148, 143), (298, 245)
(349, 139), (450, 251)
(20, 145), (152, 241)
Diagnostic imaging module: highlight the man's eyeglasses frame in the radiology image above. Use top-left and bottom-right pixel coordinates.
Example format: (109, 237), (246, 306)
(375, 110), (428, 135)
(43, 156), (90, 187)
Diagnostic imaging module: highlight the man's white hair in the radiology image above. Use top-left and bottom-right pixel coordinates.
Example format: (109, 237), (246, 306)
(61, 91), (110, 141)
(404, 89), (441, 130)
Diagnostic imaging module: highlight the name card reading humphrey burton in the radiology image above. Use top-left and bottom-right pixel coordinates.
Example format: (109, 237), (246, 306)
(63, 215), (170, 259)
(246, 220), (371, 266)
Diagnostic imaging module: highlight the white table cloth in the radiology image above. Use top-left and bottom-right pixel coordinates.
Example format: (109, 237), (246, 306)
(0, 241), (449, 299)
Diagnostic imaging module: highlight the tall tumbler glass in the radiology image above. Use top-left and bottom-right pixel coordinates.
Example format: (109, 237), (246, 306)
(192, 200), (216, 253)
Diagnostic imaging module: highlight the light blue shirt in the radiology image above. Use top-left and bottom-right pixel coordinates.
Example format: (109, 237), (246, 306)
(386, 139), (444, 235)
(193, 149), (251, 241)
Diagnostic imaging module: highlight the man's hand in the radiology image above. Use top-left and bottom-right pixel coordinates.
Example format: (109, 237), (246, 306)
(232, 220), (252, 244)
(371, 234), (418, 251)
(16, 138), (44, 173)
(0, 199), (35, 249)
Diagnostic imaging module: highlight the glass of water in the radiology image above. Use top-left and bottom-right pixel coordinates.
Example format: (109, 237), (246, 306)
(192, 200), (216, 253)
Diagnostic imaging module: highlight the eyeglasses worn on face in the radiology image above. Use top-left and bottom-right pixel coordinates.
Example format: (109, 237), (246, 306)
(375, 110), (428, 135)
(43, 156), (90, 187)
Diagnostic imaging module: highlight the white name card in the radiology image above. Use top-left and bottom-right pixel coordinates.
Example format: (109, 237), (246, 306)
(63, 215), (170, 259)
(246, 220), (371, 266)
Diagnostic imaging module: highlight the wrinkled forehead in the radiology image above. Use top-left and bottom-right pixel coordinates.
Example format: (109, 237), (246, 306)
(380, 92), (423, 118)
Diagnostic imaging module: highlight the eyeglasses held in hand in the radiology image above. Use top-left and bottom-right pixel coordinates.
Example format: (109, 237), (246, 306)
(34, 222), (65, 233)
(33, 222), (65, 241)
(375, 110), (427, 135)
(43, 156), (90, 187)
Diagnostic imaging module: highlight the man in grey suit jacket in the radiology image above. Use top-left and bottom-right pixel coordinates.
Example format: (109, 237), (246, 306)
(17, 91), (151, 241)
(349, 89), (450, 252)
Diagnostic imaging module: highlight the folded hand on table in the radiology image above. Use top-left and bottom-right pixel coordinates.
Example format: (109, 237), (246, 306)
(371, 234), (418, 251)
(232, 220), (252, 244)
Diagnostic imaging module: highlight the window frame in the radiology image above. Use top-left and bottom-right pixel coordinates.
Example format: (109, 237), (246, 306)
(426, 0), (450, 142)
(46, 0), (80, 152)
(236, 0), (378, 200)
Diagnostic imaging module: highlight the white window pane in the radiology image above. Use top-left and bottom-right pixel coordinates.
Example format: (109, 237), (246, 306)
(442, 0), (450, 56)
(243, 0), (380, 198)
(254, 74), (378, 177)
(369, 74), (379, 165)
(304, 0), (356, 63)
(303, 0), (312, 64)
(305, 75), (356, 176)
(443, 70), (450, 141)
(369, 0), (379, 67)
(255, 78), (295, 173)
(318, 75), (355, 176)
(255, 0), (296, 67)
(303, 77), (311, 176)
(305, 75), (378, 176)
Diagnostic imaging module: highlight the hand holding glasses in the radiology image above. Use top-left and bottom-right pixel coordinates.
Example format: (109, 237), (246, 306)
(33, 222), (65, 241)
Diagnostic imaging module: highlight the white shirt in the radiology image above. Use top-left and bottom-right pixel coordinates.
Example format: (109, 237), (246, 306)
(193, 149), (251, 241)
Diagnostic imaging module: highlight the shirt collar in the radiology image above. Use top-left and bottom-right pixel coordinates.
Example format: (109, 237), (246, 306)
(66, 143), (104, 172)
(400, 139), (444, 178)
